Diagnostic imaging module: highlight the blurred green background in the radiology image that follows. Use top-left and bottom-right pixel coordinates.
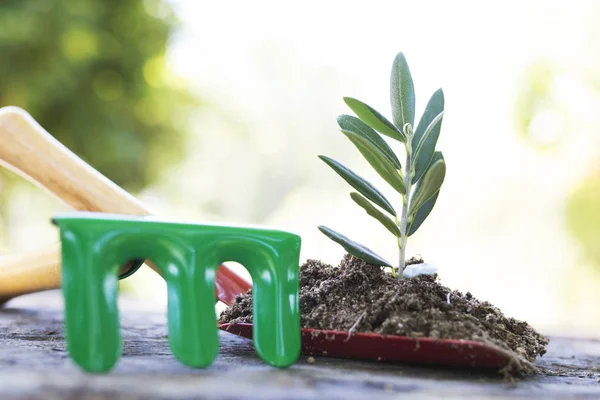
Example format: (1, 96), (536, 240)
(1, 0), (599, 335)
(0, 0), (195, 191)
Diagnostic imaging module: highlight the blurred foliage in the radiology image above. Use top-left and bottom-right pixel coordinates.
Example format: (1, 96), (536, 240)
(0, 0), (198, 191)
(514, 63), (552, 144)
(516, 58), (600, 273)
(514, 62), (568, 151)
(566, 169), (600, 268)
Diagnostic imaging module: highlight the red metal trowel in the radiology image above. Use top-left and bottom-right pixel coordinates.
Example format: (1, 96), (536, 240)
(218, 323), (513, 369)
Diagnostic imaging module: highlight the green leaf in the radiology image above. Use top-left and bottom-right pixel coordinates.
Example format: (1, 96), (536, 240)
(408, 152), (444, 235)
(408, 191), (439, 236)
(412, 111), (444, 182)
(350, 192), (401, 237)
(337, 115), (401, 169)
(390, 52), (416, 130)
(318, 156), (396, 216)
(343, 97), (406, 142)
(412, 89), (445, 184)
(409, 153), (445, 215)
(341, 130), (406, 195)
(318, 225), (392, 267)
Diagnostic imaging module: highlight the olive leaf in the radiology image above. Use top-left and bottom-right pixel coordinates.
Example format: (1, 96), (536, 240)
(318, 155), (396, 216)
(412, 110), (444, 173)
(390, 52), (415, 129)
(343, 97), (406, 142)
(350, 192), (401, 237)
(412, 89), (444, 184)
(318, 225), (391, 267)
(408, 191), (439, 236)
(337, 115), (401, 169)
(409, 153), (446, 216)
(341, 130), (406, 195)
(408, 153), (444, 236)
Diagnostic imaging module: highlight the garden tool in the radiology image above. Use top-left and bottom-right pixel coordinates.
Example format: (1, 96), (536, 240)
(0, 106), (301, 372)
(53, 212), (301, 372)
(0, 106), (251, 306)
(219, 323), (517, 369)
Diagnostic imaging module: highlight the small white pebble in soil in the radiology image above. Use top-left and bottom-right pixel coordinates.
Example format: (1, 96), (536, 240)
(403, 263), (438, 278)
(307, 356), (315, 364)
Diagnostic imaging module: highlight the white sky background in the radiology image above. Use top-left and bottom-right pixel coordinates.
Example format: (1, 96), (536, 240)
(159, 0), (600, 334)
(4, 0), (600, 334)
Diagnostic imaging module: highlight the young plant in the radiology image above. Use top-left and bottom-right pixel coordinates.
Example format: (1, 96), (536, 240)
(318, 52), (446, 278)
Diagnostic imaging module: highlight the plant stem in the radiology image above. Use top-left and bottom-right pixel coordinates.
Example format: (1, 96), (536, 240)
(398, 127), (413, 278)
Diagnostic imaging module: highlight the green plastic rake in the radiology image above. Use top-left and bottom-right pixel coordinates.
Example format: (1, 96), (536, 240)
(53, 212), (302, 372)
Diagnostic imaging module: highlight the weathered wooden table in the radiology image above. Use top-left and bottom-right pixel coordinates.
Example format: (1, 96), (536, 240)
(1, 291), (599, 400)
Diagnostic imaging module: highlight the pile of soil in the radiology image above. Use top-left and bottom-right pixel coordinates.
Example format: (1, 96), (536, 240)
(220, 254), (549, 375)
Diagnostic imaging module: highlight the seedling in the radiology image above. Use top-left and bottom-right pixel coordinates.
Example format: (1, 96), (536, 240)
(318, 52), (446, 278)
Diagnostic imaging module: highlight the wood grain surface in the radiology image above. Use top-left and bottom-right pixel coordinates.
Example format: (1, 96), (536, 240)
(1, 291), (599, 400)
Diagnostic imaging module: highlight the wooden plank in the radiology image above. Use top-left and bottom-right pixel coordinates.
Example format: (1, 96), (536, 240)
(1, 291), (599, 399)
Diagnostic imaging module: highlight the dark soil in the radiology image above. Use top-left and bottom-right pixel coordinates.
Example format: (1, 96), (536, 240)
(219, 254), (549, 375)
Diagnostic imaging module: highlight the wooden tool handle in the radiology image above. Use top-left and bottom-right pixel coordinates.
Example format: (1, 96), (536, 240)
(0, 106), (250, 305)
(0, 106), (151, 304)
(0, 245), (62, 304)
(0, 106), (149, 214)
